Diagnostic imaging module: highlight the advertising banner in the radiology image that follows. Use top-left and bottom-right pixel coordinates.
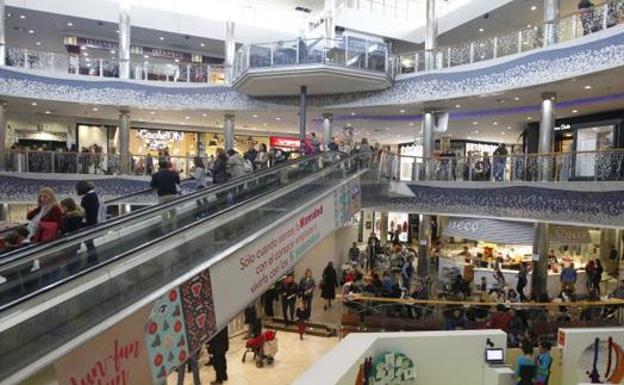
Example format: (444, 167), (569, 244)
(210, 193), (336, 328)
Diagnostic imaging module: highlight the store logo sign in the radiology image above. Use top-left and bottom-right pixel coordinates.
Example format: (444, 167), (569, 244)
(449, 220), (479, 232)
(270, 136), (299, 149)
(137, 129), (184, 150)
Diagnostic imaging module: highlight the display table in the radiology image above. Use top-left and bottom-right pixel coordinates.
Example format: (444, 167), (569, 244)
(439, 258), (587, 298)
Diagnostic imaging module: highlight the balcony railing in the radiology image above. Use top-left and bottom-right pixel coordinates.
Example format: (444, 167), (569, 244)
(5, 48), (225, 85)
(396, 0), (624, 74)
(233, 36), (393, 79)
(378, 148), (624, 182)
(3, 150), (200, 179)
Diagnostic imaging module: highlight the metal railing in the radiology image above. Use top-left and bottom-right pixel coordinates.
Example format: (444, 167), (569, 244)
(396, 0), (624, 74)
(3, 150), (202, 179)
(233, 36), (392, 79)
(5, 47), (225, 85)
(378, 148), (624, 182)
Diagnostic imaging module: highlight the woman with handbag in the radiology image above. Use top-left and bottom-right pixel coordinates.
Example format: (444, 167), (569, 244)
(27, 187), (63, 286)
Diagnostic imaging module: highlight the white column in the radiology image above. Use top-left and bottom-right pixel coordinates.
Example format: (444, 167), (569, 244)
(0, 0), (6, 66)
(299, 85), (307, 154)
(119, 109), (130, 174)
(0, 101), (5, 171)
(224, 114), (234, 151)
(418, 110), (435, 278)
(322, 113), (333, 150)
(118, 1), (131, 79)
(224, 21), (235, 85)
(424, 0), (437, 71)
(324, 0), (336, 40)
(539, 92), (556, 181)
(543, 0), (560, 46)
(422, 110), (434, 178)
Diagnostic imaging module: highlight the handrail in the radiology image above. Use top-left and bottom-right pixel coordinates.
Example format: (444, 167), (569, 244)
(0, 153), (336, 269)
(382, 147), (624, 161)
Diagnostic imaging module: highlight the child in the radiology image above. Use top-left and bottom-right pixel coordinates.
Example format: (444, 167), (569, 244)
(535, 341), (552, 385)
(296, 299), (308, 340)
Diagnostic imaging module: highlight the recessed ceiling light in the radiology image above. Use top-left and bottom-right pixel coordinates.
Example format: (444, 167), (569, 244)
(572, 109), (578, 113)
(400, 109), (405, 114)
(467, 136), (472, 139)
(31, 102), (37, 106)
(44, 110), (51, 114)
(92, 107), (98, 112)
(110, 50), (116, 54)
(174, 59), (180, 63)
(85, 58), (90, 62)
(159, 36), (165, 41)
(200, 43), (206, 47)
(83, 52), (88, 57)
(185, 116), (190, 120)
(455, 104), (461, 108)
(584, 85), (592, 90)
(350, 112), (356, 116)
(275, 117), (281, 121)
(36, 42), (41, 46)
(409, 122), (415, 127)
(526, 24), (532, 28)
(493, 121), (499, 125)
(252, 114), (258, 118)
(181, 122), (186, 125)
(19, 15), (26, 19)
(80, 46), (87, 50)
(473, 130), (479, 134)
(28, 30), (35, 34)
(67, 22), (73, 26)
(507, 126), (512, 130)
(149, 111), (155, 115)
(501, 131), (507, 135)
(472, 121), (478, 125)
(385, 127), (390, 131)
(530, 5), (537, 11)
(514, 97), (520, 101)
(478, 28), (484, 32)
(202, 113), (207, 117)
(527, 116), (532, 120)
(144, 55), (149, 59)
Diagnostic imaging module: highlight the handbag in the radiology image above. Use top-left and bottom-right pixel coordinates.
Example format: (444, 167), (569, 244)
(34, 221), (59, 243)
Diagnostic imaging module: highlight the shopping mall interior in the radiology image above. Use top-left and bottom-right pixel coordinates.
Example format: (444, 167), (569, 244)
(1, 0), (624, 384)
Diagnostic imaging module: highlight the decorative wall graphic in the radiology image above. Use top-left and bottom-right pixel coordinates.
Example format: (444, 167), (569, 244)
(179, 270), (217, 354)
(145, 288), (188, 384)
(578, 337), (624, 384)
(355, 352), (416, 385)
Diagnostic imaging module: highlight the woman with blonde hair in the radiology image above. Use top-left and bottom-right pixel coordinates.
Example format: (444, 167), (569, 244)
(27, 187), (63, 243)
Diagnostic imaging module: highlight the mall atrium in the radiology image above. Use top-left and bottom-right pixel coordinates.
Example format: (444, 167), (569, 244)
(0, 0), (624, 384)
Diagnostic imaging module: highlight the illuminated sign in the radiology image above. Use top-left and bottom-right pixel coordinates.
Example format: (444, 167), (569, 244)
(270, 136), (300, 149)
(137, 129), (184, 150)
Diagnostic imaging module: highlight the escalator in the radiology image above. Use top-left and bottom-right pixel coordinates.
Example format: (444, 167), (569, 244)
(0, 153), (366, 384)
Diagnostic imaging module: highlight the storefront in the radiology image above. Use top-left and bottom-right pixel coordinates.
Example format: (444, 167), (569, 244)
(269, 136), (301, 157)
(197, 133), (271, 157)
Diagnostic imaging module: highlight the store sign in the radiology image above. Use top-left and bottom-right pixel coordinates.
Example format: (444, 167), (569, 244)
(76, 37), (119, 50)
(270, 136), (300, 149)
(550, 226), (591, 244)
(137, 129), (184, 151)
(448, 220), (479, 233)
(144, 47), (188, 60)
(554, 124), (572, 131)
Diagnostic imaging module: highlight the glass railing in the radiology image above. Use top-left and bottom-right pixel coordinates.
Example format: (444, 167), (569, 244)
(233, 36), (391, 78)
(5, 47), (225, 84)
(397, 0), (624, 74)
(378, 148), (624, 182)
(0, 152), (363, 381)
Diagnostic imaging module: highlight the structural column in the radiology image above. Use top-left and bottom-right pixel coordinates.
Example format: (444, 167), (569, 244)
(532, 223), (549, 299)
(322, 113), (333, 150)
(224, 21), (236, 85)
(0, 100), (6, 171)
(417, 110), (435, 278)
(543, 0), (560, 47)
(118, 1), (131, 79)
(424, 0), (437, 71)
(118, 109), (130, 174)
(539, 92), (556, 181)
(299, 85), (307, 154)
(0, 0), (6, 66)
(324, 0), (336, 41)
(224, 114), (234, 151)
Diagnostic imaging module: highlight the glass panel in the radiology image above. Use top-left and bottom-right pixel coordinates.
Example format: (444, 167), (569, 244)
(249, 44), (273, 68)
(575, 125), (615, 178)
(346, 36), (367, 69)
(367, 41), (387, 72)
(473, 38), (495, 63)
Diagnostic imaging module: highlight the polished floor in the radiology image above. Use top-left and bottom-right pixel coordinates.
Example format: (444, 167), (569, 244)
(168, 330), (339, 385)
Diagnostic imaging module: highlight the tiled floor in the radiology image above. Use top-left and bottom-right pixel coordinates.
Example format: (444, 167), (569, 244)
(167, 331), (339, 385)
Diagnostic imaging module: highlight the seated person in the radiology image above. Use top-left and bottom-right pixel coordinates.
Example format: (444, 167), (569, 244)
(444, 308), (467, 330)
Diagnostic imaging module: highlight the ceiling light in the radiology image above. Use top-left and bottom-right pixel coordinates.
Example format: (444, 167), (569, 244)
(36, 42), (41, 46)
(409, 122), (415, 126)
(473, 130), (479, 134)
(467, 136), (472, 139)
(150, 111), (155, 115)
(275, 117), (281, 121)
(44, 110), (51, 114)
(202, 113), (207, 117)
(501, 131), (506, 135)
(31, 102), (37, 106)
(527, 116), (532, 120)
(572, 109), (578, 113)
(83, 52), (88, 57)
(263, 123), (268, 126)
(478, 28), (484, 32)
(181, 122), (186, 125)
(530, 5), (537, 10)
(400, 109), (405, 114)
(185, 116), (190, 120)
(252, 114), (258, 118)
(526, 24), (532, 28)
(350, 112), (356, 116)
(455, 104), (461, 108)
(19, 15), (26, 19)
(67, 22), (73, 26)
(116, 30), (120, 34)
(92, 107), (98, 112)
(493, 121), (499, 125)
(139, 118), (144, 122)
(144, 55), (149, 59)
(507, 126), (512, 130)
(347, 123), (352, 127)
(472, 121), (478, 125)
(514, 97), (520, 101)
(80, 46), (87, 50)
(110, 50), (116, 54)
(174, 59), (180, 63)
(28, 30), (35, 34)
(159, 36), (165, 41)
(85, 58), (91, 62)
(385, 127), (390, 131)
(584, 85), (592, 90)
(200, 43), (205, 47)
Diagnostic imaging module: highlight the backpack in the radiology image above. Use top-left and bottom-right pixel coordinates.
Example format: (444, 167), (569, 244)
(243, 159), (253, 173)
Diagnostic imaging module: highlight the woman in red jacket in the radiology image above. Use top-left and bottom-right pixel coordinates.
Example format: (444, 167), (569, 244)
(27, 187), (63, 243)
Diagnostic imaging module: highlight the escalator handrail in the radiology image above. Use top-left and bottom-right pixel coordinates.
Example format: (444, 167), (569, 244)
(0, 153), (359, 313)
(0, 153), (340, 268)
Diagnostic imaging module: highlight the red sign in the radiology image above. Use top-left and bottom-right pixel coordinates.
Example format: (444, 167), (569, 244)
(270, 136), (300, 149)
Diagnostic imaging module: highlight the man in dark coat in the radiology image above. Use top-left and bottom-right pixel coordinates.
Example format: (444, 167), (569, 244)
(208, 328), (229, 384)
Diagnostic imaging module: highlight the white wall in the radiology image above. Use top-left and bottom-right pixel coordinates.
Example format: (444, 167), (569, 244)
(7, 115), (77, 147)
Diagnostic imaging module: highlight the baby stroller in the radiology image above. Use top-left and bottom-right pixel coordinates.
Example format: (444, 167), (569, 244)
(242, 330), (278, 368)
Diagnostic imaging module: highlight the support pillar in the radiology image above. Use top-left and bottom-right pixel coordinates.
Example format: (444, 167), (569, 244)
(118, 2), (131, 79)
(543, 0), (560, 47)
(0, 0), (6, 66)
(299, 85), (307, 154)
(118, 110), (130, 174)
(539, 92), (556, 181)
(324, 0), (336, 41)
(424, 0), (437, 71)
(322, 113), (333, 151)
(224, 114), (234, 151)
(0, 101), (6, 171)
(532, 223), (549, 299)
(418, 110), (435, 278)
(224, 21), (235, 85)
(422, 110), (434, 179)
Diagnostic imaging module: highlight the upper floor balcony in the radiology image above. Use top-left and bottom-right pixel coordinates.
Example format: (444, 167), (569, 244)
(231, 36), (394, 96)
